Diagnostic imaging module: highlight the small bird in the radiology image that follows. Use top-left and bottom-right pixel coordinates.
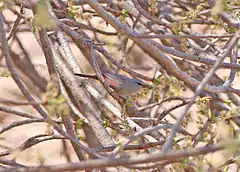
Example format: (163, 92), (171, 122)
(75, 72), (150, 96)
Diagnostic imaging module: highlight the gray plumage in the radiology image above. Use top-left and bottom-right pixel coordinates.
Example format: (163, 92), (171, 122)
(75, 72), (147, 96)
(103, 73), (145, 96)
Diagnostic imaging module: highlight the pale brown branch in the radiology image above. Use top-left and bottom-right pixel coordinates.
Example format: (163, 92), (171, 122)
(0, 143), (226, 172)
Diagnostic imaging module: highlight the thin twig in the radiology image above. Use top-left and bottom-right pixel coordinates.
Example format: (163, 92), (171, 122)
(223, 40), (238, 87)
(0, 159), (26, 168)
(0, 98), (44, 106)
(7, 7), (23, 41)
(135, 33), (234, 39)
(162, 31), (240, 152)
(0, 143), (227, 172)
(111, 124), (169, 157)
(0, 118), (45, 135)
(0, 105), (37, 119)
(0, 134), (65, 157)
(93, 142), (163, 152)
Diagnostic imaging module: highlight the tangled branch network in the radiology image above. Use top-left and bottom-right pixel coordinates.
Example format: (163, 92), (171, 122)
(0, 0), (240, 171)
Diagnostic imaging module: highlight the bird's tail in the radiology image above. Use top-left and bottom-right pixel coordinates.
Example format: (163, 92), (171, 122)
(74, 73), (99, 80)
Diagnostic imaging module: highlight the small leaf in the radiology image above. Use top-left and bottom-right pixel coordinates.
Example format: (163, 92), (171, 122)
(47, 95), (66, 105)
(153, 76), (163, 85)
(75, 118), (85, 129)
(0, 67), (10, 77)
(118, 142), (124, 156)
(104, 118), (110, 128)
(78, 135), (86, 141)
(224, 99), (232, 106)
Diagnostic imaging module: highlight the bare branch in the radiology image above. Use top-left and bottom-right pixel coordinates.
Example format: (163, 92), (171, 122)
(0, 143), (226, 172)
(162, 31), (240, 152)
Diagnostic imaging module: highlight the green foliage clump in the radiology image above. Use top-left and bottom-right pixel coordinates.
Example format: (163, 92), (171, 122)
(171, 3), (204, 53)
(0, 67), (10, 77)
(163, 76), (185, 97)
(34, 0), (57, 29)
(196, 97), (212, 118)
(219, 107), (240, 120)
(0, 0), (14, 11)
(75, 118), (85, 129)
(67, 0), (83, 20)
(211, 0), (230, 17)
(119, 9), (129, 24)
(42, 81), (69, 122)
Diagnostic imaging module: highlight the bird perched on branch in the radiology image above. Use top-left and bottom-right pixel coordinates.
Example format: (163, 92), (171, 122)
(75, 72), (151, 96)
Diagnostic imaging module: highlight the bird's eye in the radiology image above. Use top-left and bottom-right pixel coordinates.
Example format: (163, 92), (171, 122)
(137, 82), (143, 86)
